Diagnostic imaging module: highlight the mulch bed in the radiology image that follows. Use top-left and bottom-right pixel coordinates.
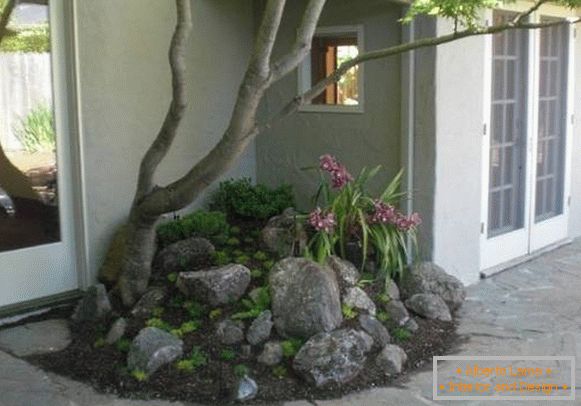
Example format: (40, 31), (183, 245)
(20, 216), (460, 405)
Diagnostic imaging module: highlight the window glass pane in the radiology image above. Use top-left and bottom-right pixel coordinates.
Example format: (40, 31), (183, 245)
(0, 0), (60, 252)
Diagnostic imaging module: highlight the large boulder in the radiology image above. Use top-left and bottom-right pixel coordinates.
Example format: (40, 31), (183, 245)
(405, 293), (452, 322)
(261, 208), (307, 257)
(72, 284), (112, 322)
(269, 258), (342, 338)
(399, 262), (465, 311)
(177, 264), (251, 306)
(326, 256), (360, 292)
(293, 329), (373, 387)
(153, 237), (215, 274)
(127, 327), (183, 375)
(382, 300), (411, 327)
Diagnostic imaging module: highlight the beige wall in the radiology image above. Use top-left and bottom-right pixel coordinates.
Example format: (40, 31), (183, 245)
(256, 0), (404, 209)
(75, 0), (255, 281)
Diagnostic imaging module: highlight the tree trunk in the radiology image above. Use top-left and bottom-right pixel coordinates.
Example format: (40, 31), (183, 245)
(116, 209), (159, 306)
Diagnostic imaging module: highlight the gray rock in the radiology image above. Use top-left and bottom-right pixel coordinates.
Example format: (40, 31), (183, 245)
(257, 342), (283, 366)
(405, 318), (419, 332)
(405, 293), (452, 322)
(72, 284), (112, 322)
(131, 287), (167, 318)
(382, 300), (411, 327)
(216, 319), (245, 345)
(343, 287), (376, 316)
(293, 329), (373, 387)
(375, 344), (407, 376)
(153, 237), (215, 274)
(326, 256), (360, 291)
(177, 264), (251, 306)
(246, 310), (273, 346)
(261, 208), (307, 257)
(241, 345), (252, 359)
(127, 327), (183, 375)
(105, 318), (127, 345)
(236, 375), (258, 402)
(384, 278), (400, 301)
(400, 262), (466, 311)
(0, 319), (71, 357)
(358, 314), (391, 349)
(269, 258), (343, 338)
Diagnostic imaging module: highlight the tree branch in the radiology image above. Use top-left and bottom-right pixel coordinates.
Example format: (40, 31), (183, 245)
(133, 0), (192, 203)
(513, 0), (548, 24)
(270, 0), (327, 83)
(0, 0), (17, 42)
(261, 17), (580, 132)
(249, 0), (287, 79)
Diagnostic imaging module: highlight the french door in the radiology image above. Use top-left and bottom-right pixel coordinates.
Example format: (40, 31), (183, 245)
(0, 0), (80, 308)
(481, 9), (574, 271)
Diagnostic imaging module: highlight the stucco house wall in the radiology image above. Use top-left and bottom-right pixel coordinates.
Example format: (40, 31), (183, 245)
(256, 0), (404, 209)
(74, 0), (256, 282)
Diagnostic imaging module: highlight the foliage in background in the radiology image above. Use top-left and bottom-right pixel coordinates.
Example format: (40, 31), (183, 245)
(232, 287), (270, 320)
(0, 24), (50, 53)
(210, 178), (294, 220)
(14, 103), (55, 153)
(304, 155), (421, 280)
(157, 210), (229, 247)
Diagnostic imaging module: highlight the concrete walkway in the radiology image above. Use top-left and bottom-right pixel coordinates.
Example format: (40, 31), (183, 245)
(2, 241), (581, 405)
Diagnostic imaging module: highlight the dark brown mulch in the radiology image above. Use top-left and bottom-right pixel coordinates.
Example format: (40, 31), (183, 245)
(25, 310), (457, 405)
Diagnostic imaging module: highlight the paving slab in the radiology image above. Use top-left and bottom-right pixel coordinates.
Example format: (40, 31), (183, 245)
(0, 319), (71, 357)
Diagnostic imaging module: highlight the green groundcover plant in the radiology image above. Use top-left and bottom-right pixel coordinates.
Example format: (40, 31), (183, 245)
(304, 155), (421, 279)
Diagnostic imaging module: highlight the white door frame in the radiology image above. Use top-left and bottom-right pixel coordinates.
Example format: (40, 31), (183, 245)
(480, 3), (576, 271)
(0, 0), (87, 309)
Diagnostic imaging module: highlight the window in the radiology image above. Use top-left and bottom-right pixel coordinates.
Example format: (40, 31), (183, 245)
(298, 25), (364, 113)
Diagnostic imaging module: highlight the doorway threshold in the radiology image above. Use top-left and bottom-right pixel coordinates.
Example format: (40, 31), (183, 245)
(480, 238), (573, 279)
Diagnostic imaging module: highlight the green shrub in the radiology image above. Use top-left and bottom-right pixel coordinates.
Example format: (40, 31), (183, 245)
(220, 348), (236, 361)
(15, 104), (55, 153)
(115, 338), (132, 353)
(183, 301), (205, 319)
(250, 269), (263, 279)
(281, 339), (303, 358)
(0, 25), (50, 53)
(157, 210), (229, 247)
(93, 337), (106, 349)
(131, 369), (148, 382)
(233, 364), (250, 378)
(210, 178), (294, 220)
(377, 311), (390, 323)
(209, 309), (222, 320)
(341, 304), (358, 320)
(272, 365), (288, 378)
(213, 250), (231, 266)
(232, 287), (270, 320)
(393, 327), (412, 342)
(146, 317), (172, 332)
(176, 347), (207, 372)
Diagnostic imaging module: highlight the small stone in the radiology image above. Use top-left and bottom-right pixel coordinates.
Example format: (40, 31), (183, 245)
(177, 264), (251, 306)
(405, 318), (419, 332)
(384, 278), (400, 301)
(382, 300), (410, 327)
(257, 342), (283, 366)
(241, 345), (252, 358)
(216, 319), (245, 345)
(105, 318), (127, 344)
(326, 256), (360, 290)
(127, 327), (183, 375)
(153, 237), (215, 274)
(343, 287), (376, 316)
(0, 319), (71, 357)
(131, 287), (167, 318)
(405, 293), (452, 322)
(261, 208), (306, 257)
(358, 314), (391, 349)
(246, 310), (273, 346)
(375, 344), (407, 376)
(236, 375), (258, 402)
(72, 284), (112, 322)
(293, 329), (373, 387)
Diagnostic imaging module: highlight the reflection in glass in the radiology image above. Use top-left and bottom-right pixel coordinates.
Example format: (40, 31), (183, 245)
(0, 0), (60, 252)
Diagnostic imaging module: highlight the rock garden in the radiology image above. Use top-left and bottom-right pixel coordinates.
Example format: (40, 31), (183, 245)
(18, 156), (465, 404)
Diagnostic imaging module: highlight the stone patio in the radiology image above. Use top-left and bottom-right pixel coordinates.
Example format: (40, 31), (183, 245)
(1, 240), (581, 405)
